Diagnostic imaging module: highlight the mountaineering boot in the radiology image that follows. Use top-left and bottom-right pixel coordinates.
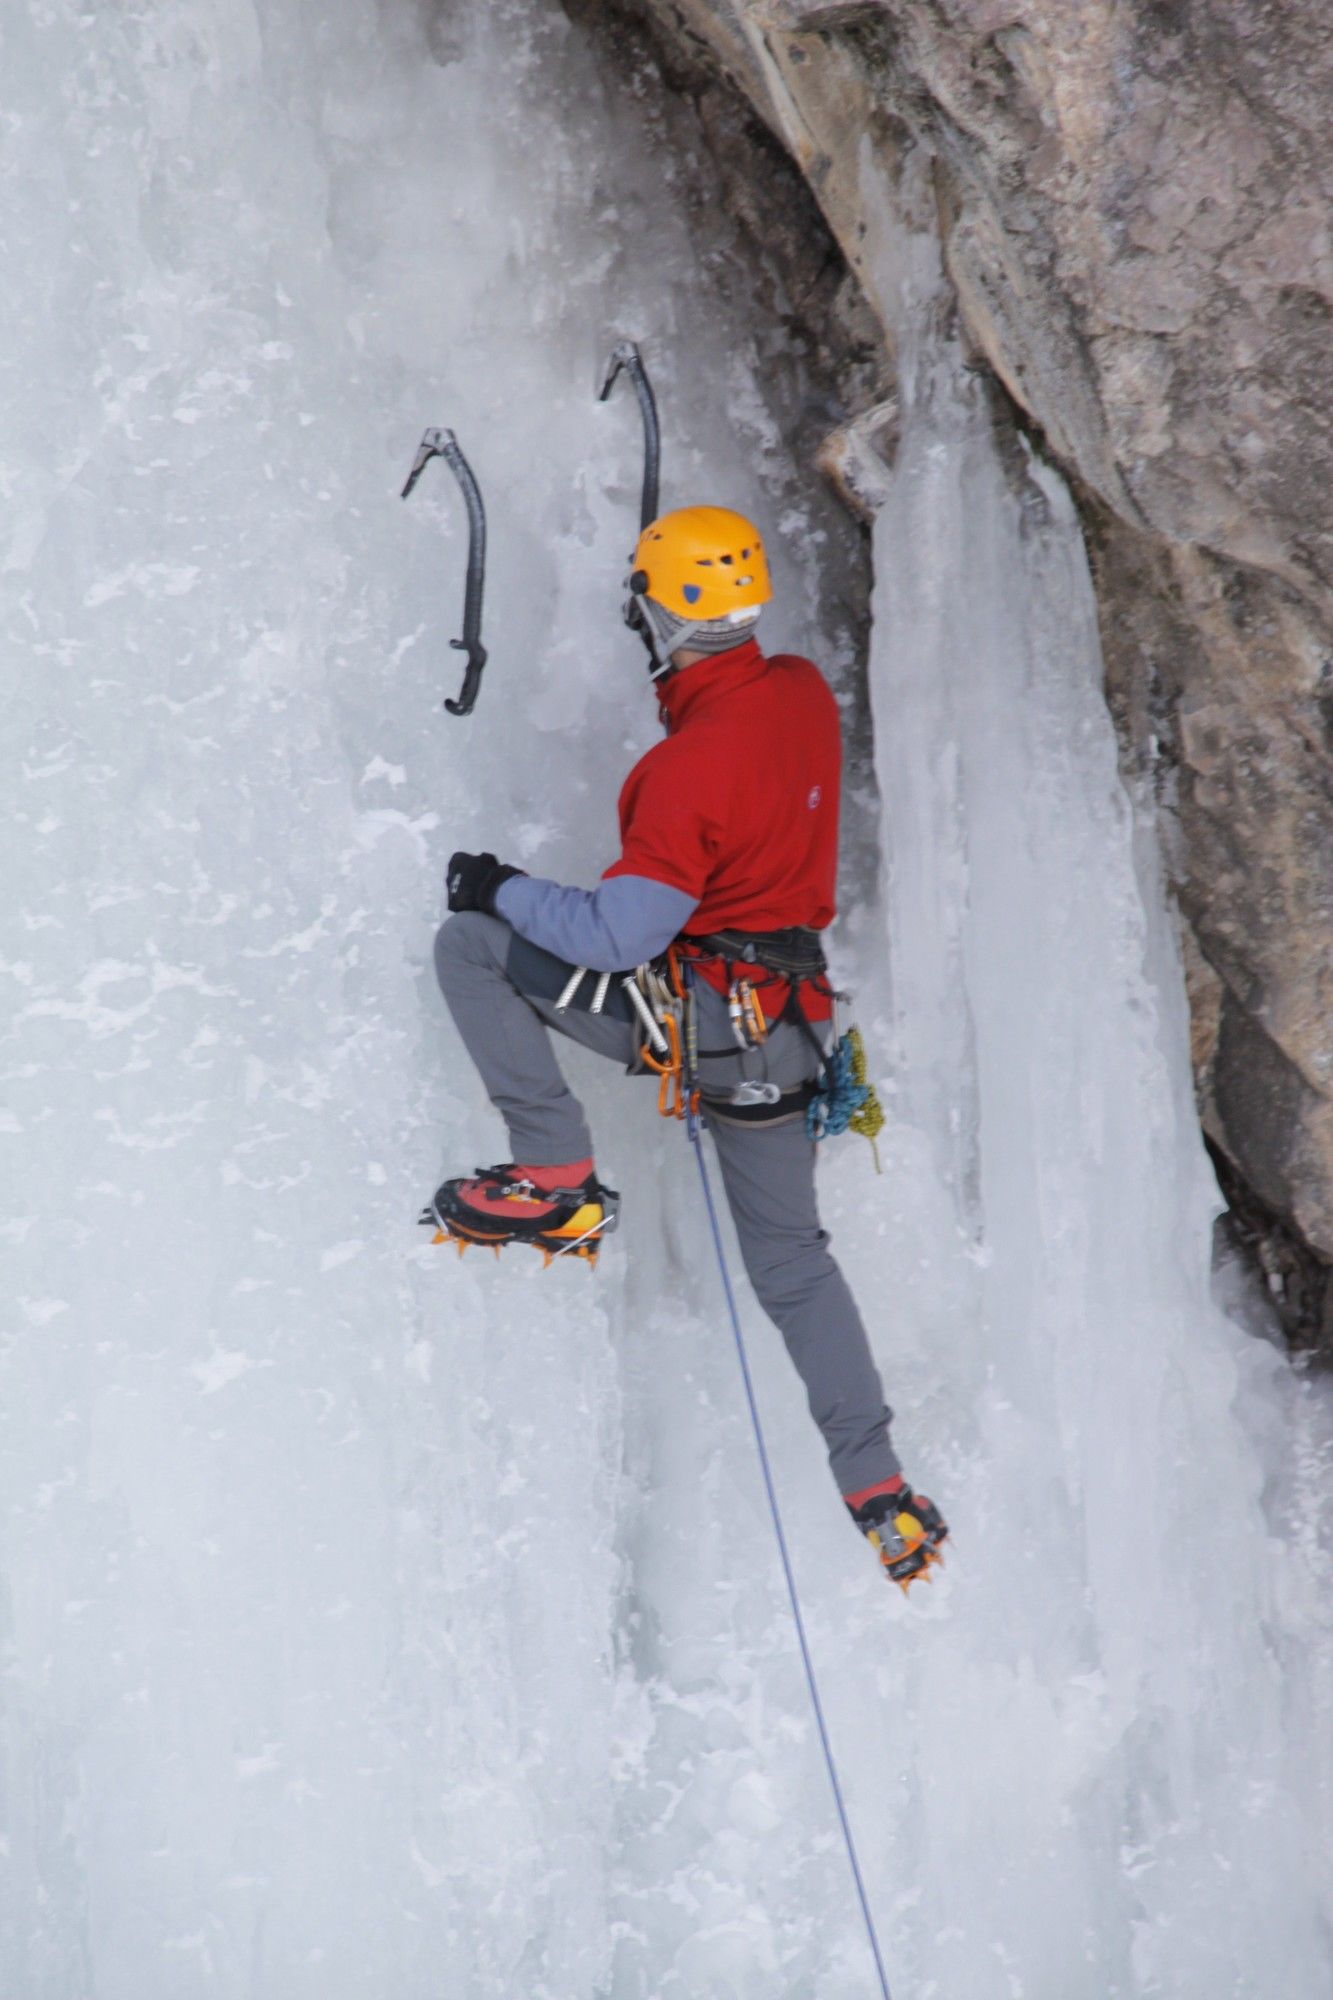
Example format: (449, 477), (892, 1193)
(420, 1159), (620, 1266)
(845, 1476), (949, 1591)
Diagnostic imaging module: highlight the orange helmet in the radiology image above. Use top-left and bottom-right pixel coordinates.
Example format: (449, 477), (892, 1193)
(630, 505), (772, 619)
(625, 505), (772, 678)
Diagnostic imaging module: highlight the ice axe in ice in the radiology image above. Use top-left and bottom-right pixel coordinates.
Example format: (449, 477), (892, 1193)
(598, 339), (660, 531)
(400, 427), (488, 717)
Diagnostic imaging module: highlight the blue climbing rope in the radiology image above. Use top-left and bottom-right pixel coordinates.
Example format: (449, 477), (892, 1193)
(683, 1098), (895, 2000)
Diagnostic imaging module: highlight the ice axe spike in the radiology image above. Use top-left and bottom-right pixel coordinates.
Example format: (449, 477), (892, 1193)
(400, 426), (489, 717)
(598, 339), (661, 532)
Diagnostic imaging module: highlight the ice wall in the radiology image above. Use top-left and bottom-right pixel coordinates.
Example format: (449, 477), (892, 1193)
(850, 179), (1333, 1994)
(0, 3), (839, 1991)
(2, 2), (1331, 1997)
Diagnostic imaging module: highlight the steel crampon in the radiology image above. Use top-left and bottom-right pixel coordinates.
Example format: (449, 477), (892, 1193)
(429, 1220), (609, 1269)
(420, 1178), (619, 1270)
(865, 1505), (949, 1594)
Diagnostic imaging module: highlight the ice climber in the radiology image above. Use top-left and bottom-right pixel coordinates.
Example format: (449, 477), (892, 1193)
(426, 505), (948, 1587)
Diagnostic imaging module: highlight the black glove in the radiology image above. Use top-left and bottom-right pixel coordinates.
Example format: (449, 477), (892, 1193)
(446, 850), (525, 916)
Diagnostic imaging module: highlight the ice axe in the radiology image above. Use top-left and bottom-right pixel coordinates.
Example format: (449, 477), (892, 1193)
(598, 339), (660, 531)
(400, 427), (488, 717)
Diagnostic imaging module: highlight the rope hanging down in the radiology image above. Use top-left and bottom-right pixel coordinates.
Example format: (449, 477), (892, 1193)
(682, 1095), (896, 2000)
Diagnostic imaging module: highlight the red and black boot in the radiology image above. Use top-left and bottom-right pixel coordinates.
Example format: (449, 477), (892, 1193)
(420, 1159), (620, 1267)
(845, 1476), (949, 1591)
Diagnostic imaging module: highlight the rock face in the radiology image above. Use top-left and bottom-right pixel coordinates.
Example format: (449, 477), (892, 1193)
(620, 0), (1333, 1343)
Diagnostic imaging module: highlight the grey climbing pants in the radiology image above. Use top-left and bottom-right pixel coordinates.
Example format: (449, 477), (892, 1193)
(434, 911), (899, 1497)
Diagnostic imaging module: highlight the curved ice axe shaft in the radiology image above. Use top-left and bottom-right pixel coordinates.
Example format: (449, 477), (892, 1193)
(401, 427), (489, 716)
(599, 340), (660, 531)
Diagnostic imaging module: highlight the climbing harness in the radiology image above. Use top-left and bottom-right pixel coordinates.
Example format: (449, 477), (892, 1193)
(598, 338), (661, 532)
(546, 927), (887, 1162)
(400, 426), (489, 716)
(667, 928), (887, 1166)
(679, 963), (896, 2000)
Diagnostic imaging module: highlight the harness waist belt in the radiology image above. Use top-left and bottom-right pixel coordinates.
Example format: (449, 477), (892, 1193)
(680, 925), (828, 981)
(699, 1077), (819, 1125)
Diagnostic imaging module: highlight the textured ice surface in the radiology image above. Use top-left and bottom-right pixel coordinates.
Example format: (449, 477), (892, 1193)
(852, 179), (1333, 1995)
(2, 3), (1331, 1997)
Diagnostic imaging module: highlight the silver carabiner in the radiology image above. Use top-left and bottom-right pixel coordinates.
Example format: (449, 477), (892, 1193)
(729, 1080), (782, 1108)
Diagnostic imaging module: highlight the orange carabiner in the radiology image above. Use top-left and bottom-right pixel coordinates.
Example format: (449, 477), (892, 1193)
(665, 943), (689, 1001)
(636, 947), (703, 1120)
(641, 1009), (685, 1119)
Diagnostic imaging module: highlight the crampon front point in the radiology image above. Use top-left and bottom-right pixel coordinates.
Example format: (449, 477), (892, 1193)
(852, 1487), (950, 1593)
(419, 1164), (620, 1268)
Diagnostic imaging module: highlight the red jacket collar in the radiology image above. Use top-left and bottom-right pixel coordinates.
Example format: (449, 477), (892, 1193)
(656, 638), (768, 732)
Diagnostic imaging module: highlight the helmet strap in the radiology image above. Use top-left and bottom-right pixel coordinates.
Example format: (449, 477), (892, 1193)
(626, 578), (704, 680)
(626, 574), (756, 680)
(648, 620), (705, 680)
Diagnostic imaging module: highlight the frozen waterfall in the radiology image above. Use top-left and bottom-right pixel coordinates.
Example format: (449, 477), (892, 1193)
(2, 2), (1330, 1996)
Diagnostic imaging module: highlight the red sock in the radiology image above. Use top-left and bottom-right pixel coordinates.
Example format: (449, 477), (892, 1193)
(843, 1475), (905, 1511)
(517, 1157), (595, 1193)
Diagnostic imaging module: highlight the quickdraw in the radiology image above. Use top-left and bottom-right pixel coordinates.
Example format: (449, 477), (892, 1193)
(632, 946), (698, 1122)
(546, 947), (695, 1120)
(641, 1007), (687, 1120)
(727, 976), (768, 1050)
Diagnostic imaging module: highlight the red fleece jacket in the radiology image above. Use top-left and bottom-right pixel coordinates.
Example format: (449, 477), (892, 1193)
(603, 638), (840, 1014)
